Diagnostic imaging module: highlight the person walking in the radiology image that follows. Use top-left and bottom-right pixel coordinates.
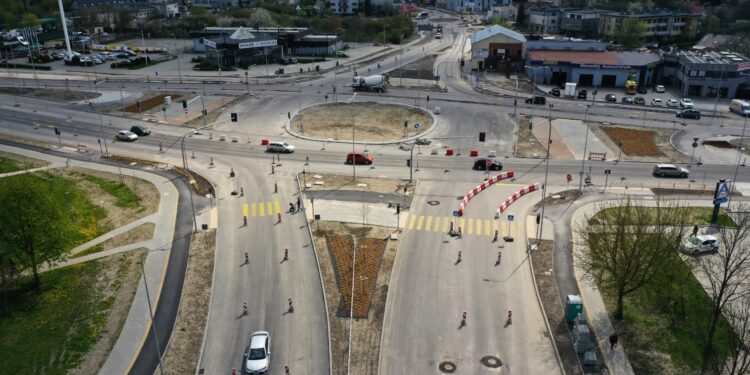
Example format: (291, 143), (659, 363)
(609, 332), (619, 351)
(296, 196), (301, 211)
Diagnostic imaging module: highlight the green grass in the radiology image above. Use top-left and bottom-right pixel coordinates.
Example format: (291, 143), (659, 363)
(0, 156), (22, 173)
(591, 206), (736, 227)
(78, 174), (140, 208)
(0, 257), (129, 374)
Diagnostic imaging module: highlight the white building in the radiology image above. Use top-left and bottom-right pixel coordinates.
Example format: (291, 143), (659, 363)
(330, 0), (362, 14)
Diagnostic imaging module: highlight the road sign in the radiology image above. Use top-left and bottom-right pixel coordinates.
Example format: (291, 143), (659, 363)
(435, 75), (440, 81)
(453, 210), (461, 217)
(414, 123), (421, 129)
(566, 173), (572, 182)
(475, 74), (480, 83)
(507, 215), (514, 221)
(715, 180), (732, 200)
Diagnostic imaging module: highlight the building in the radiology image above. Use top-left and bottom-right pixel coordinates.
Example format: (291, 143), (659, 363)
(330, 0), (362, 14)
(438, 0), (492, 13)
(598, 10), (700, 43)
(190, 0), (238, 9)
(661, 49), (750, 99)
(525, 49), (661, 88)
(528, 7), (562, 34)
(470, 25), (526, 72)
(559, 9), (604, 38)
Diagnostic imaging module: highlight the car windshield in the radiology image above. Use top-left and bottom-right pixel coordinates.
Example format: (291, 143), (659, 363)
(686, 237), (702, 246)
(248, 348), (266, 360)
(360, 153), (368, 158)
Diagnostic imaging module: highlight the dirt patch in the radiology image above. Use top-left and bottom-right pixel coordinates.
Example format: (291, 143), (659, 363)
(48, 167), (160, 231)
(530, 239), (584, 375)
(291, 102), (433, 142)
(0, 150), (50, 169)
(70, 223), (155, 259)
(389, 55), (437, 80)
(162, 229), (216, 375)
(311, 221), (398, 375)
(704, 138), (750, 155)
(0, 87), (101, 102)
(592, 124), (691, 163)
(327, 234), (386, 318)
(601, 126), (662, 157)
(0, 132), (55, 149)
(535, 189), (582, 208)
(513, 115), (547, 158)
(105, 155), (214, 196)
(121, 92), (183, 113)
(70, 249), (146, 375)
(301, 173), (414, 196)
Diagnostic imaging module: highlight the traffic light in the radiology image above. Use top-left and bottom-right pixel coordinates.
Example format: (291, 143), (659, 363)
(396, 203), (400, 214)
(202, 109), (208, 116)
(536, 213), (541, 224)
(479, 132), (486, 142)
(406, 159), (411, 167)
(182, 100), (187, 109)
(288, 112), (291, 119)
(231, 113), (238, 122)
(426, 95), (430, 102)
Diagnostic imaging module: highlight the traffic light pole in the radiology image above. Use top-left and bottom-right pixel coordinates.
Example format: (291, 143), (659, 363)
(409, 143), (415, 182)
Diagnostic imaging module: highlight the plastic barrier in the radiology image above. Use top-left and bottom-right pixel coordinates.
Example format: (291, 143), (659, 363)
(456, 170), (515, 216)
(588, 152), (607, 161)
(445, 149), (454, 156)
(470, 149), (478, 157)
(261, 139), (269, 145)
(496, 182), (541, 215)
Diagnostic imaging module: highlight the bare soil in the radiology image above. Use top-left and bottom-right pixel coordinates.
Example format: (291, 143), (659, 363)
(301, 173), (415, 196)
(0, 87), (101, 102)
(311, 221), (399, 375)
(0, 150), (50, 169)
(162, 229), (216, 375)
(389, 55), (437, 80)
(0, 132), (56, 149)
(70, 249), (146, 375)
(105, 155), (214, 196)
(704, 138), (750, 156)
(513, 115), (547, 158)
(291, 102), (432, 142)
(530, 240), (584, 375)
(601, 126), (663, 157)
(121, 92), (183, 113)
(593, 124), (691, 163)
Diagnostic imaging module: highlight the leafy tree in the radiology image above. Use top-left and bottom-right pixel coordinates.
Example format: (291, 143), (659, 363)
(576, 198), (690, 320)
(247, 8), (276, 28)
(706, 15), (721, 34)
(616, 18), (647, 49)
(114, 10), (133, 32)
(0, 174), (73, 290)
(488, 17), (512, 29)
(21, 13), (39, 27)
(515, 1), (525, 27)
(191, 6), (208, 16)
(75, 8), (99, 33)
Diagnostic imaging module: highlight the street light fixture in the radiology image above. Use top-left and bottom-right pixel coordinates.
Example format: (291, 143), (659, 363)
(578, 104), (591, 190)
(727, 114), (748, 209)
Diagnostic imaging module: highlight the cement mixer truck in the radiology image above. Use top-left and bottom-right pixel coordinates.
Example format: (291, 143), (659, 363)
(351, 74), (389, 92)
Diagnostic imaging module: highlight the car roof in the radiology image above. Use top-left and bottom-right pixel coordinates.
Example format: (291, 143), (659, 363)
(695, 235), (718, 241)
(655, 164), (676, 168)
(250, 331), (269, 348)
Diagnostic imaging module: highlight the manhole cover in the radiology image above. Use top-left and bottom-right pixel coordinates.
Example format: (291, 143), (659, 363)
(438, 361), (457, 373)
(427, 200), (440, 206)
(480, 355), (503, 368)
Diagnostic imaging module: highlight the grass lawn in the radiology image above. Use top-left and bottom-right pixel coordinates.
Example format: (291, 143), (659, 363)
(591, 206), (736, 227)
(0, 156), (22, 173)
(78, 173), (140, 208)
(0, 153), (48, 174)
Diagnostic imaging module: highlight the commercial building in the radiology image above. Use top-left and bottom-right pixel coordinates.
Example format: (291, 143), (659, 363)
(560, 9), (605, 38)
(330, 0), (362, 14)
(598, 10), (700, 42)
(470, 25), (527, 72)
(661, 50), (750, 99)
(528, 7), (562, 34)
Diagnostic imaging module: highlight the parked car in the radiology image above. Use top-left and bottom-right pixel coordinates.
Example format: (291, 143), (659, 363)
(279, 57), (291, 65)
(92, 57), (103, 64)
(680, 98), (694, 108)
(290, 58), (298, 64)
(653, 163), (689, 178)
(244, 331), (271, 375)
(651, 98), (662, 106)
(638, 86), (648, 94)
(274, 68), (284, 74)
(654, 85), (666, 93)
(605, 94), (617, 102)
(473, 158), (503, 171)
(667, 99), (679, 107)
(549, 87), (560, 96)
(336, 51), (349, 58)
(130, 124), (151, 136)
(115, 52), (129, 58)
(578, 89), (587, 99)
(266, 141), (295, 153)
(634, 96), (645, 105)
(415, 138), (431, 145)
(116, 130), (138, 141)
(677, 109), (701, 119)
(525, 96), (546, 105)
(621, 97), (634, 104)
(346, 151), (373, 165)
(681, 235), (719, 255)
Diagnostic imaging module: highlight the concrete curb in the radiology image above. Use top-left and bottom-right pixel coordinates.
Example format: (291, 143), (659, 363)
(297, 174), (333, 375)
(284, 102), (440, 146)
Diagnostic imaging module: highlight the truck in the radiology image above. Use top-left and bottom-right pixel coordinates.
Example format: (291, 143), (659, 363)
(625, 80), (637, 95)
(564, 82), (577, 98)
(352, 74), (389, 92)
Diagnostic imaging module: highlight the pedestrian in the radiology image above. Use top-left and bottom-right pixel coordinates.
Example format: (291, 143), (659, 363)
(692, 224), (699, 236)
(296, 197), (301, 211)
(274, 183), (278, 193)
(609, 332), (619, 350)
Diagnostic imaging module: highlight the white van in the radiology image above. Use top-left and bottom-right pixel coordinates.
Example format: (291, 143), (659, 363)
(267, 141), (295, 153)
(730, 99), (750, 117)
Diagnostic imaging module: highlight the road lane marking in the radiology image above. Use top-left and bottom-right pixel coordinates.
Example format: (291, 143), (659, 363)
(416, 215), (425, 230)
(493, 221), (499, 235)
(510, 221), (515, 237)
(259, 201), (265, 216)
(274, 201), (281, 214)
(459, 218), (465, 233)
(243, 204), (248, 217)
(502, 221), (508, 237)
(433, 217), (441, 232)
(408, 215), (416, 230)
(251, 203), (257, 217)
(485, 220), (490, 236)
(425, 216), (433, 232)
(467, 218), (473, 235)
(443, 217), (450, 232)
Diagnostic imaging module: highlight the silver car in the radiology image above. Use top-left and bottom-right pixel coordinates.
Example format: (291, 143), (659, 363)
(244, 331), (270, 374)
(653, 164), (689, 178)
(681, 235), (719, 254)
(116, 130), (138, 142)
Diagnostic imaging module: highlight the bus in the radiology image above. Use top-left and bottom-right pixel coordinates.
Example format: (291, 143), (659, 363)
(625, 80), (637, 95)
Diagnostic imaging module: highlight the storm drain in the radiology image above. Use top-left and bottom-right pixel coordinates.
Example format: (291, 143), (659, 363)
(480, 355), (503, 368)
(427, 200), (441, 206)
(438, 361), (457, 373)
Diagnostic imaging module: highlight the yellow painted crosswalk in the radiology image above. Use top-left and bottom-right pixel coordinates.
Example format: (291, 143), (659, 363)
(404, 214), (517, 237)
(246, 200), (281, 217)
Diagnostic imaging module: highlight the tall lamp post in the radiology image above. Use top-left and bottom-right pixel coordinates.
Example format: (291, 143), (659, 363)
(140, 250), (165, 375)
(179, 123), (213, 233)
(727, 114), (748, 209)
(537, 103), (554, 242)
(349, 93), (358, 179)
(577, 104), (591, 190)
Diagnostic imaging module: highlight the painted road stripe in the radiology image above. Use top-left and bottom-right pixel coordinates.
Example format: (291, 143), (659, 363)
(493, 221), (499, 236)
(243, 204), (248, 217)
(485, 220), (490, 236)
(459, 218), (465, 233)
(408, 215), (416, 230)
(259, 201), (265, 216)
(502, 221), (508, 237)
(416, 215), (425, 230)
(267, 201), (273, 216)
(274, 201), (281, 214)
(443, 217), (450, 232)
(425, 216), (433, 232)
(251, 203), (257, 217)
(433, 217), (441, 232)
(510, 221), (515, 237)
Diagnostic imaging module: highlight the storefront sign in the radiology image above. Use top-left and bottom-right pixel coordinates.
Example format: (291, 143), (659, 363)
(203, 38), (216, 48)
(238, 39), (278, 49)
(473, 48), (489, 59)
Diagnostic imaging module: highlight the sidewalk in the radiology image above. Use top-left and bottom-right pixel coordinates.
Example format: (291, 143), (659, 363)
(0, 144), (180, 375)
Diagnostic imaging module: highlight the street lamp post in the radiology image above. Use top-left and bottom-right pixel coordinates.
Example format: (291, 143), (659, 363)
(538, 103), (554, 242)
(727, 114), (748, 209)
(513, 78), (519, 118)
(179, 123), (212, 233)
(577, 104), (591, 190)
(245, 71), (249, 95)
(140, 251), (164, 375)
(399, 34), (405, 86)
(349, 93), (358, 179)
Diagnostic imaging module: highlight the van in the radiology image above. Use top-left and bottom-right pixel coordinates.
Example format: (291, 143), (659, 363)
(346, 151), (373, 165)
(267, 142), (295, 153)
(730, 99), (750, 117)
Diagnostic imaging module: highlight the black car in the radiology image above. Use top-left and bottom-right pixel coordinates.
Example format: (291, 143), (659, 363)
(549, 88), (560, 97)
(676, 109), (701, 119)
(130, 124), (151, 136)
(638, 87), (648, 94)
(578, 89), (587, 99)
(473, 158), (503, 171)
(525, 96), (546, 105)
(605, 94), (617, 102)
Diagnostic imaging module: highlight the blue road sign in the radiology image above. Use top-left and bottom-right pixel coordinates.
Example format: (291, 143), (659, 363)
(453, 210), (461, 217)
(507, 215), (515, 221)
(714, 198), (728, 205)
(716, 180), (732, 200)
(414, 123), (421, 129)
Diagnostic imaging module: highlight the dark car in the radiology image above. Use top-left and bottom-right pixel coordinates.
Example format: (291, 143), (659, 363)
(605, 94), (617, 102)
(525, 96), (546, 105)
(130, 124), (151, 136)
(634, 96), (645, 105)
(473, 158), (503, 171)
(622, 97), (633, 104)
(549, 88), (560, 96)
(578, 89), (587, 99)
(677, 109), (701, 119)
(638, 86), (648, 94)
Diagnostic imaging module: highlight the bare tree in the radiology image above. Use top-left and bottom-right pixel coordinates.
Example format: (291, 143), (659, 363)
(576, 198), (690, 320)
(711, 292), (750, 375)
(695, 205), (750, 370)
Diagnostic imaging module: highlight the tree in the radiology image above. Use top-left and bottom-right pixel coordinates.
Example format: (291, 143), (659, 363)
(247, 8), (275, 28)
(576, 198), (690, 320)
(713, 293), (750, 375)
(114, 10), (133, 32)
(616, 18), (647, 49)
(0, 174), (72, 290)
(191, 6), (208, 16)
(706, 15), (721, 34)
(21, 13), (39, 28)
(489, 17), (512, 29)
(694, 206), (750, 370)
(515, 1), (526, 27)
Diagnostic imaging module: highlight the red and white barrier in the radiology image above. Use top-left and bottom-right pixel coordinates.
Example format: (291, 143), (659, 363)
(496, 182), (541, 215)
(457, 170), (514, 216)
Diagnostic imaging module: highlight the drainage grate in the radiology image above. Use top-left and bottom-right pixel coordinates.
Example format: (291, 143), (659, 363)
(480, 355), (503, 368)
(427, 200), (440, 206)
(438, 361), (457, 373)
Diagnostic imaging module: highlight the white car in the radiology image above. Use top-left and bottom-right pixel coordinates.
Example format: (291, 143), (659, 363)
(681, 235), (719, 255)
(667, 99), (679, 107)
(116, 130), (138, 142)
(680, 98), (694, 108)
(266, 141), (295, 153)
(655, 85), (666, 93)
(244, 331), (270, 374)
(651, 98), (662, 106)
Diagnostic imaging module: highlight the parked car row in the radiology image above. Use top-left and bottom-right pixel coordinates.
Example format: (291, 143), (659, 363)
(53, 50), (137, 65)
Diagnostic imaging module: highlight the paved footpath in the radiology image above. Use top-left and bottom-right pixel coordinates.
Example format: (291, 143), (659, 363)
(0, 144), (179, 375)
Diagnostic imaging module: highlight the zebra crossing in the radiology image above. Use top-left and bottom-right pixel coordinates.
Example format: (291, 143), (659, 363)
(405, 214), (516, 237)
(242, 201), (282, 218)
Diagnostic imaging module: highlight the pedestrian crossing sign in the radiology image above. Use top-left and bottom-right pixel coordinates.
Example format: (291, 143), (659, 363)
(507, 215), (514, 221)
